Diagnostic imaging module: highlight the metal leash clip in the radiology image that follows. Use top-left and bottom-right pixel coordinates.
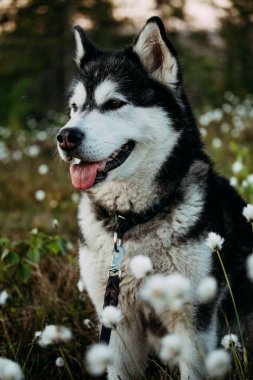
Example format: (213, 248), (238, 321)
(108, 232), (124, 278)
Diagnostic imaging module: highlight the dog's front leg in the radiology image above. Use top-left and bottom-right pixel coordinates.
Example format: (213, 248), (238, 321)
(177, 321), (217, 380)
(106, 323), (148, 380)
(177, 326), (206, 380)
(159, 308), (215, 380)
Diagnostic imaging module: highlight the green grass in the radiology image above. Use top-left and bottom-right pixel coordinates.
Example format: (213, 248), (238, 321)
(0, 229), (97, 379)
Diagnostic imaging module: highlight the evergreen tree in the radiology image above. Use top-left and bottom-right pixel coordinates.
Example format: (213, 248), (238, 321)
(219, 0), (253, 95)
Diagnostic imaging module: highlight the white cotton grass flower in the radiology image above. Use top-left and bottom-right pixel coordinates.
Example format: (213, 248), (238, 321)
(141, 273), (191, 311)
(248, 174), (253, 185)
(163, 273), (192, 310)
(0, 142), (10, 162)
(212, 138), (222, 149)
(12, 150), (22, 161)
(83, 319), (93, 328)
(38, 164), (49, 175)
(221, 122), (230, 133)
(34, 331), (42, 339)
(232, 161), (243, 174)
(36, 130), (48, 141)
(159, 334), (182, 364)
(77, 278), (85, 292)
(38, 325), (72, 347)
(66, 241), (74, 251)
(49, 199), (58, 208)
(26, 144), (40, 158)
(196, 276), (217, 303)
(242, 204), (253, 223)
(35, 190), (46, 202)
(86, 343), (113, 375)
(0, 358), (24, 380)
(246, 254), (253, 281)
(230, 177), (238, 187)
(100, 306), (123, 329)
(26, 117), (37, 129)
(129, 255), (153, 279)
(141, 274), (170, 311)
(200, 127), (207, 137)
(205, 349), (231, 378)
(206, 232), (224, 252)
(55, 357), (64, 367)
(51, 219), (59, 229)
(0, 290), (9, 306)
(242, 180), (248, 188)
(221, 334), (241, 351)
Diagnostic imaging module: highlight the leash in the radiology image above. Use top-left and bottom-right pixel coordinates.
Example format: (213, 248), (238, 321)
(99, 198), (170, 345)
(99, 214), (125, 344)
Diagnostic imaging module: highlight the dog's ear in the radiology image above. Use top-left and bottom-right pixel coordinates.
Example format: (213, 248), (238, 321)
(132, 17), (181, 88)
(73, 25), (101, 68)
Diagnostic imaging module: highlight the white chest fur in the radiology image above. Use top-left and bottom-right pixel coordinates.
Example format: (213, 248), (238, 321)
(78, 191), (212, 314)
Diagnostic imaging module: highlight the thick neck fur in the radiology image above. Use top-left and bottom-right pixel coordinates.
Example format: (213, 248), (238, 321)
(88, 152), (211, 217)
(88, 175), (165, 214)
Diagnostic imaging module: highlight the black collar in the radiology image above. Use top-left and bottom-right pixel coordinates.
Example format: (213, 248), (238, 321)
(114, 198), (169, 238)
(93, 197), (173, 239)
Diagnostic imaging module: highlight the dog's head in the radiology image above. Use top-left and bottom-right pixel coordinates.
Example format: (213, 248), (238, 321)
(57, 17), (194, 196)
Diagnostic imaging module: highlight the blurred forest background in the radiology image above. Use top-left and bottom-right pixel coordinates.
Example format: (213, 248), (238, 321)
(0, 1), (253, 379)
(0, 0), (253, 236)
(0, 0), (253, 127)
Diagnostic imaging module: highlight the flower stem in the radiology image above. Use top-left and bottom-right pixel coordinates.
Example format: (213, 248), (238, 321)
(59, 348), (74, 380)
(215, 249), (247, 369)
(231, 346), (245, 380)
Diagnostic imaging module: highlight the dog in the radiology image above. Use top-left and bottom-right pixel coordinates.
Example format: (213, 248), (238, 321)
(57, 17), (253, 379)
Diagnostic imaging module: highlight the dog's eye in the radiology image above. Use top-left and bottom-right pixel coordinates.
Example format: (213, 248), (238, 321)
(71, 103), (78, 112)
(103, 99), (127, 111)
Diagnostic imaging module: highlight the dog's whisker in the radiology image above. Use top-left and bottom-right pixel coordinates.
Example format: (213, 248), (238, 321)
(49, 147), (59, 157)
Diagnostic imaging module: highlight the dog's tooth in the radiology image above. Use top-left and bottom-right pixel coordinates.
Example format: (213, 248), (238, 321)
(72, 158), (81, 165)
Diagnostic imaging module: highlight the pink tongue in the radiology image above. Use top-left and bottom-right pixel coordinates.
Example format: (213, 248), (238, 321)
(70, 160), (107, 190)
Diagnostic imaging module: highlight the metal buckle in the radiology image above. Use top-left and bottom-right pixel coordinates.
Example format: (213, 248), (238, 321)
(108, 268), (121, 277)
(107, 215), (126, 278)
(111, 243), (124, 271)
(108, 233), (124, 278)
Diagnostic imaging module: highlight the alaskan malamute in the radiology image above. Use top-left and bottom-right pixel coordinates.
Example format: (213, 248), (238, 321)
(57, 17), (252, 379)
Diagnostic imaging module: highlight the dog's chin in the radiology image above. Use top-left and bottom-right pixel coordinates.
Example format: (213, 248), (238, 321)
(68, 140), (135, 190)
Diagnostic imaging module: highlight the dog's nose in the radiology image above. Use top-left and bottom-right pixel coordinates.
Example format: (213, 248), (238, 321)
(57, 128), (84, 151)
